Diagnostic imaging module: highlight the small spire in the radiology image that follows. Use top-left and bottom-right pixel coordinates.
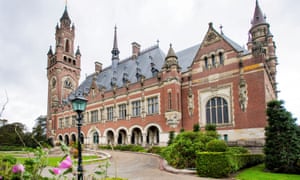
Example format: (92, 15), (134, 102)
(251, 0), (267, 27)
(111, 25), (120, 60)
(166, 44), (177, 59)
(47, 46), (53, 56)
(75, 46), (81, 56)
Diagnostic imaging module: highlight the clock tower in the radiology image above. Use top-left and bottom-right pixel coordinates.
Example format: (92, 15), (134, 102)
(46, 6), (81, 137)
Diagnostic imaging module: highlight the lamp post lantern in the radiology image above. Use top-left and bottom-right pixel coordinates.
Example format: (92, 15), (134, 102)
(71, 94), (87, 180)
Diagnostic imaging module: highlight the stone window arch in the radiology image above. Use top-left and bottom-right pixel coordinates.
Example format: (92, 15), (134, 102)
(206, 97), (229, 125)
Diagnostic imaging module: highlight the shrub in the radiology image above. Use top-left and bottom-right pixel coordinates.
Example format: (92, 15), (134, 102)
(161, 131), (211, 169)
(0, 145), (23, 151)
(206, 139), (227, 152)
(231, 154), (265, 171)
(196, 152), (232, 178)
(193, 123), (200, 132)
(196, 152), (264, 178)
(167, 131), (175, 145)
(227, 146), (249, 154)
(205, 124), (216, 131)
(147, 146), (165, 155)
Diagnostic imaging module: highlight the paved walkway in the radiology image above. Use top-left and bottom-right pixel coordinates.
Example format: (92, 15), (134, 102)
(43, 150), (233, 180)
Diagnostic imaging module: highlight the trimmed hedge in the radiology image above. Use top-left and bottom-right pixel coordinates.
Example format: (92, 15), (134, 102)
(196, 152), (264, 178)
(0, 146), (23, 151)
(99, 144), (145, 152)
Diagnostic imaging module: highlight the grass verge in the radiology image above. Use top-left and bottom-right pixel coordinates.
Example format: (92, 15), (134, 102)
(236, 164), (300, 180)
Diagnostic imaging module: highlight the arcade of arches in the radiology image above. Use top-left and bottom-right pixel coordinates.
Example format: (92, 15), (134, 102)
(56, 125), (161, 146)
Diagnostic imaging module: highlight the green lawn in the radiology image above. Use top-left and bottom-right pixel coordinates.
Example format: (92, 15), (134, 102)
(236, 164), (300, 180)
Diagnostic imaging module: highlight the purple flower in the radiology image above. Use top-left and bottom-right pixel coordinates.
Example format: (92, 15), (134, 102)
(59, 156), (72, 169)
(52, 167), (61, 175)
(12, 164), (25, 173)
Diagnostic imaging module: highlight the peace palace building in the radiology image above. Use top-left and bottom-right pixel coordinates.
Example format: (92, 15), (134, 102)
(46, 1), (277, 146)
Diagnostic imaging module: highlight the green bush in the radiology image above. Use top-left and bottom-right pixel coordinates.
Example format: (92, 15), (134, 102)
(161, 131), (213, 169)
(0, 145), (23, 151)
(205, 124), (216, 131)
(206, 139), (227, 152)
(196, 152), (264, 178)
(227, 146), (249, 154)
(232, 154), (265, 171)
(99, 144), (145, 152)
(196, 152), (232, 178)
(146, 146), (165, 155)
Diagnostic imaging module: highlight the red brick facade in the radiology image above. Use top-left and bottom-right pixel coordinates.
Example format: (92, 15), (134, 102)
(47, 2), (277, 146)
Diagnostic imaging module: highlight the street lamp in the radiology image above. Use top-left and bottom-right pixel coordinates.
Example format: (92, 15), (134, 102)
(71, 94), (87, 180)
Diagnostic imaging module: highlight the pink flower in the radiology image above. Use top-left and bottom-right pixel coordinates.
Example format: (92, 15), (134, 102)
(59, 155), (72, 169)
(12, 164), (25, 173)
(52, 167), (61, 175)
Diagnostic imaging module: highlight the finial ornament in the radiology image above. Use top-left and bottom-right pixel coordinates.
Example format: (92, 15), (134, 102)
(219, 24), (224, 35)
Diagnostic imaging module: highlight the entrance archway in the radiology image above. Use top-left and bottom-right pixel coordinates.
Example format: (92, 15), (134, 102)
(131, 127), (143, 145)
(71, 134), (76, 143)
(117, 129), (127, 145)
(93, 132), (99, 144)
(107, 130), (114, 145)
(146, 126), (159, 145)
(64, 134), (69, 145)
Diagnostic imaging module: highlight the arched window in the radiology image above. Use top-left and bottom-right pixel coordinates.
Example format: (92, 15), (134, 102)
(204, 57), (208, 68)
(211, 54), (216, 67)
(219, 52), (224, 65)
(93, 132), (99, 144)
(206, 97), (229, 125)
(65, 39), (70, 52)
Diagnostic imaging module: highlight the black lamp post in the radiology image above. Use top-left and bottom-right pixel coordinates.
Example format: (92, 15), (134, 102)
(71, 94), (87, 180)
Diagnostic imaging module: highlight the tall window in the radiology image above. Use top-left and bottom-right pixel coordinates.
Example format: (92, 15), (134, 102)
(119, 103), (127, 119)
(59, 118), (63, 129)
(204, 57), (208, 68)
(65, 117), (69, 127)
(72, 115), (76, 127)
(211, 54), (216, 67)
(147, 96), (158, 114)
(219, 52), (224, 65)
(132, 100), (141, 117)
(168, 92), (172, 110)
(91, 110), (98, 123)
(107, 107), (114, 121)
(206, 97), (229, 125)
(65, 39), (70, 52)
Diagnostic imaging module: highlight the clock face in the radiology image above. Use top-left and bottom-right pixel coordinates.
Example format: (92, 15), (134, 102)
(64, 78), (73, 89)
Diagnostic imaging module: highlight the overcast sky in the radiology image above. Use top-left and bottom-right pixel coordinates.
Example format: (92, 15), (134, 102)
(0, 0), (299, 131)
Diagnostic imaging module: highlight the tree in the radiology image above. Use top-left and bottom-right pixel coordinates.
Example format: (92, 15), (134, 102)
(264, 100), (300, 174)
(0, 122), (26, 146)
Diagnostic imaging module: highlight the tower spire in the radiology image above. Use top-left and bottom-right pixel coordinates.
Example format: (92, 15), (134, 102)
(111, 25), (120, 60)
(251, 0), (267, 28)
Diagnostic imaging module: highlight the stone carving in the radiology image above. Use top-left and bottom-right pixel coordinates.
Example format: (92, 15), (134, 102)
(239, 77), (248, 112)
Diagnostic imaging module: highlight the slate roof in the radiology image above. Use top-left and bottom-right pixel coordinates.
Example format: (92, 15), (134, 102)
(74, 34), (247, 96)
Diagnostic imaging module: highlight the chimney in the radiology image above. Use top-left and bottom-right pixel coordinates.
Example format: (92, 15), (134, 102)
(131, 42), (141, 59)
(95, 61), (102, 74)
